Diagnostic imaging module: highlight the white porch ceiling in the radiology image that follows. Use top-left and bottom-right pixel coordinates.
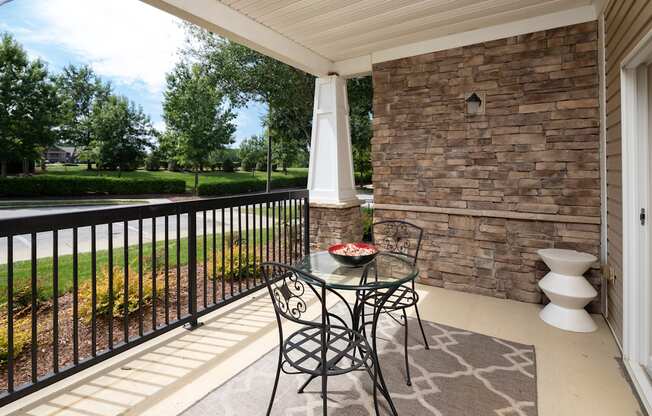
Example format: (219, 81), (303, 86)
(144, 0), (602, 76)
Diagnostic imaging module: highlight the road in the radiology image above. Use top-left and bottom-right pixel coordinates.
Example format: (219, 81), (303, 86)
(0, 192), (373, 264)
(0, 200), (265, 264)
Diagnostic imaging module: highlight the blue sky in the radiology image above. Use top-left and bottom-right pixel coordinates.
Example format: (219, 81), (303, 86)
(0, 0), (266, 146)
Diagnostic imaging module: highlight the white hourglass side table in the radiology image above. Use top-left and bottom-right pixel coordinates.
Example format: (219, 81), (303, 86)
(537, 248), (598, 333)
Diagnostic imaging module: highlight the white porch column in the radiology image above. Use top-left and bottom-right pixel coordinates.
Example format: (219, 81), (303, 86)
(307, 75), (359, 206)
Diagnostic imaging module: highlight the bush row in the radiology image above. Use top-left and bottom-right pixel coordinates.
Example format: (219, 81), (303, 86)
(0, 175), (186, 197)
(197, 175), (307, 196)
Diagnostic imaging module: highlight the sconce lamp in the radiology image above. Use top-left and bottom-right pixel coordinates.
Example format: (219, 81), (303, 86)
(465, 92), (485, 115)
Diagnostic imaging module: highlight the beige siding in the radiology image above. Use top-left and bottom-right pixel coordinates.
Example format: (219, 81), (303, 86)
(603, 0), (652, 344)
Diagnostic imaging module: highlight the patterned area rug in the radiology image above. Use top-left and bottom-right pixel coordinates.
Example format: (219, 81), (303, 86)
(182, 312), (537, 416)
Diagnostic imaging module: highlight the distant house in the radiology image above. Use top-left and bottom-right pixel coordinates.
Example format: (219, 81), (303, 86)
(44, 145), (78, 163)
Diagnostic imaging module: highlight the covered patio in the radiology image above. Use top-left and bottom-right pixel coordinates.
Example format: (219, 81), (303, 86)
(1, 283), (637, 415)
(2, 0), (651, 414)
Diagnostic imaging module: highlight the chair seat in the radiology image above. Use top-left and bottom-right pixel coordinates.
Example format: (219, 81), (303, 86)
(283, 325), (370, 376)
(362, 284), (419, 311)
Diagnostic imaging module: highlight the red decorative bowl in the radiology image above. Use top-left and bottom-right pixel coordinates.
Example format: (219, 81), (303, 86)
(328, 242), (379, 267)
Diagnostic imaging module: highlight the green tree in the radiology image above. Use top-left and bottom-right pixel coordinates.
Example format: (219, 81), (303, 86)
(55, 64), (111, 169)
(0, 33), (59, 176)
(348, 76), (373, 178)
(163, 62), (236, 192)
(183, 27), (374, 182)
(183, 27), (313, 179)
(89, 95), (153, 174)
(239, 135), (266, 174)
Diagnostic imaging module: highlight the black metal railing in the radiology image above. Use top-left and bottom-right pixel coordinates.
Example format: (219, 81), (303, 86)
(0, 189), (309, 405)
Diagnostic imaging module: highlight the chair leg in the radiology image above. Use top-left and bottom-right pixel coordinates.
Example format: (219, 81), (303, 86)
(321, 374), (328, 415)
(267, 349), (283, 416)
(298, 364), (321, 393)
(414, 304), (430, 350)
(402, 309), (412, 386)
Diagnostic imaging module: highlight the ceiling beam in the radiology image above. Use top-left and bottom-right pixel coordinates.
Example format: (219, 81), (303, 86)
(141, 0), (333, 76)
(333, 5), (597, 77)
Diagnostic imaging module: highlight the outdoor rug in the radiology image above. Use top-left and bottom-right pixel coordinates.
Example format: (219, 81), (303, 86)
(182, 312), (538, 416)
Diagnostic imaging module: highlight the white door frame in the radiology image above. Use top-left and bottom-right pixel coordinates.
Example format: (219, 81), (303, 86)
(621, 28), (652, 413)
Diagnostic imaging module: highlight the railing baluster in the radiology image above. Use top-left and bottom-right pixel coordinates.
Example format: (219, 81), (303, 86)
(73, 228), (79, 364)
(212, 209), (217, 304)
(108, 223), (114, 349)
(188, 210), (198, 326)
(304, 196), (310, 255)
(221, 208), (225, 301)
(91, 225), (97, 356)
(123, 220), (129, 343)
(299, 198), (304, 257)
(52, 230), (58, 373)
(259, 203), (263, 280)
(238, 205), (242, 293)
(7, 236), (14, 392)
(176, 212), (181, 320)
(138, 218), (143, 336)
(266, 201), (270, 263)
(203, 210), (207, 309)
(272, 201), (276, 262)
(30, 232), (37, 384)
(252, 204), (256, 287)
(152, 217), (157, 330)
(245, 204), (249, 290)
(164, 215), (169, 325)
(283, 199), (287, 264)
(229, 206), (234, 296)
(294, 198), (299, 261)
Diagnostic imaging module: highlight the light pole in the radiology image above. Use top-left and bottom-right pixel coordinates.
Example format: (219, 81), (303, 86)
(266, 133), (272, 193)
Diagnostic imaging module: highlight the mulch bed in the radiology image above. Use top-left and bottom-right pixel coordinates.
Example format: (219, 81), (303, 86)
(0, 264), (261, 392)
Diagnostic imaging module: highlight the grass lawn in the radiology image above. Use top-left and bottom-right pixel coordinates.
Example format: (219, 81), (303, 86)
(41, 164), (308, 193)
(0, 226), (298, 305)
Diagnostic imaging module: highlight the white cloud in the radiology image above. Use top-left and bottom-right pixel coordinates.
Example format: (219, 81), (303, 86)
(22, 0), (185, 93)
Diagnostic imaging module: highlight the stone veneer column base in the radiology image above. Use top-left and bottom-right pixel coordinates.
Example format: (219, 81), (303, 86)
(309, 201), (363, 251)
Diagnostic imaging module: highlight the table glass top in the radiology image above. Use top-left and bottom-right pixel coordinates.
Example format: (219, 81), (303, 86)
(295, 251), (418, 290)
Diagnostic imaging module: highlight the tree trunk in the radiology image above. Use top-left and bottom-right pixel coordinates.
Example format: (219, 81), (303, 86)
(87, 161), (92, 170)
(1, 160), (7, 178)
(22, 159), (29, 175)
(194, 169), (199, 194)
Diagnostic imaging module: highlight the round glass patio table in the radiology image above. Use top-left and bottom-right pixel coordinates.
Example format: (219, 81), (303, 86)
(294, 251), (418, 416)
(295, 251), (418, 290)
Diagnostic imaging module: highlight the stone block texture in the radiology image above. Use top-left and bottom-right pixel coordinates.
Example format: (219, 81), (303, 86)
(309, 205), (363, 251)
(371, 21), (602, 308)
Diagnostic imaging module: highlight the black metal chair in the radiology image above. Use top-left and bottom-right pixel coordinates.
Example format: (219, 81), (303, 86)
(365, 220), (430, 386)
(261, 262), (374, 416)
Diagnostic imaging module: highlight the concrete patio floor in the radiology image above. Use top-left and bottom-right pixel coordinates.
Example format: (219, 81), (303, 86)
(1, 284), (642, 416)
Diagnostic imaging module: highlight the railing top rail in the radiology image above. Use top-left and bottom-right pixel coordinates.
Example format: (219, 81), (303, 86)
(0, 188), (308, 237)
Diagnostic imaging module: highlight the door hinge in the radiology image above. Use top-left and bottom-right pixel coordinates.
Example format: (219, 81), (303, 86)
(641, 208), (646, 226)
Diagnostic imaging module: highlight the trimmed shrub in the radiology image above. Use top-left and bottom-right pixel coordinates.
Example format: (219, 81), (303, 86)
(222, 158), (235, 173)
(209, 240), (258, 280)
(0, 315), (32, 365)
(197, 175), (307, 196)
(355, 170), (372, 185)
(0, 175), (186, 197)
(79, 266), (163, 322)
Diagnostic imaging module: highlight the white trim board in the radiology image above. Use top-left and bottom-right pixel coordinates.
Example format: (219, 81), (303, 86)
(620, 26), (652, 416)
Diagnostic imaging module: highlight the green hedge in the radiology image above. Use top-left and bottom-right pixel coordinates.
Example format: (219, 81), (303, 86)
(0, 175), (186, 197)
(197, 175), (307, 196)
